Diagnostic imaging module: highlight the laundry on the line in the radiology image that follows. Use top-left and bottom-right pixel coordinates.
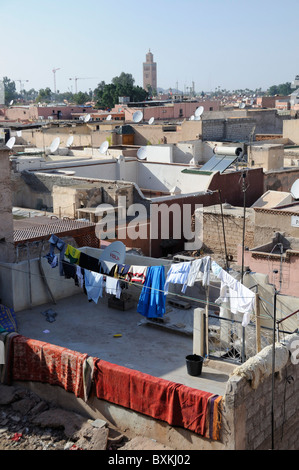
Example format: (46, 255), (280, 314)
(46, 235), (256, 326)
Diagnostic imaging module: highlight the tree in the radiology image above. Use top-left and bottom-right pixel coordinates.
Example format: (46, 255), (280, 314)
(73, 91), (90, 105)
(36, 87), (52, 103)
(267, 82), (292, 96)
(3, 77), (18, 105)
(94, 73), (148, 109)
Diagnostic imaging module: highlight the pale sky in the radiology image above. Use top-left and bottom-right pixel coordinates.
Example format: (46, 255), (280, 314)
(1, 0), (298, 94)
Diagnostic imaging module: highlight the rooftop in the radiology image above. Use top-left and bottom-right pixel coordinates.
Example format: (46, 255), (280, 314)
(14, 292), (233, 397)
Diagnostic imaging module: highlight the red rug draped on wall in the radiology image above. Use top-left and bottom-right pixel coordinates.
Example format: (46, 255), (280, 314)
(92, 359), (220, 437)
(4, 335), (222, 439)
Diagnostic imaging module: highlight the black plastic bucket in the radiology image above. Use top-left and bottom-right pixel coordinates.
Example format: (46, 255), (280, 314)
(186, 354), (203, 376)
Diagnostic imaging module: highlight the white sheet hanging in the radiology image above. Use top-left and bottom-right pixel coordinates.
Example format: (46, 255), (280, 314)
(212, 261), (255, 327)
(105, 277), (121, 299)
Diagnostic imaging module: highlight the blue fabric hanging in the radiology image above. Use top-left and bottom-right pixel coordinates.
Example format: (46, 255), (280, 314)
(137, 266), (166, 319)
(0, 304), (18, 332)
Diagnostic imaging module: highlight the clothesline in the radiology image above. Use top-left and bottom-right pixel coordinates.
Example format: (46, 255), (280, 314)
(0, 254), (276, 322)
(46, 235), (257, 326)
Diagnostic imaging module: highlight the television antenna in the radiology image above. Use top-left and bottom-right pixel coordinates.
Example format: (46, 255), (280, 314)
(99, 141), (109, 155)
(49, 137), (60, 153)
(66, 135), (74, 148)
(195, 106), (204, 118)
(133, 110), (143, 123)
(137, 146), (147, 160)
(291, 179), (299, 199)
(6, 137), (15, 149)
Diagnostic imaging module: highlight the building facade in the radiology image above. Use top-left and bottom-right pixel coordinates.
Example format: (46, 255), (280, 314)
(143, 49), (157, 92)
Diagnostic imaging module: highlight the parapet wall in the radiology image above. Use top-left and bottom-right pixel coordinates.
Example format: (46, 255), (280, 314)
(223, 334), (299, 450)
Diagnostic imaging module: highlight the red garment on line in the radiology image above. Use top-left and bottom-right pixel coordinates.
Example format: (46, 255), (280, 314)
(92, 359), (213, 436)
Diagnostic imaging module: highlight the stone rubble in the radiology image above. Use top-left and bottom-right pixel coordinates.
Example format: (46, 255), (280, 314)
(0, 383), (127, 450)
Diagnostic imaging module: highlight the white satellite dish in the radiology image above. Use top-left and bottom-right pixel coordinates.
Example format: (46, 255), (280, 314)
(84, 114), (91, 123)
(9, 100), (14, 106)
(195, 106), (204, 117)
(239, 102), (246, 109)
(99, 240), (126, 264)
(133, 110), (143, 123)
(106, 114), (112, 121)
(137, 146), (147, 160)
(66, 135), (74, 147)
(189, 115), (195, 121)
(50, 137), (60, 153)
(291, 179), (299, 199)
(6, 137), (16, 149)
(16, 130), (22, 137)
(99, 140), (109, 154)
(148, 117), (155, 125)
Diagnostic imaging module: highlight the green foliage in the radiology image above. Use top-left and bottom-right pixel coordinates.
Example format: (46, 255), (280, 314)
(73, 91), (90, 105)
(3, 77), (18, 105)
(94, 72), (148, 109)
(267, 82), (292, 96)
(36, 87), (52, 103)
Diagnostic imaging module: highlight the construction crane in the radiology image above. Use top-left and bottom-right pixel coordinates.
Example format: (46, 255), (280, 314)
(69, 77), (100, 94)
(52, 68), (61, 94)
(15, 79), (29, 94)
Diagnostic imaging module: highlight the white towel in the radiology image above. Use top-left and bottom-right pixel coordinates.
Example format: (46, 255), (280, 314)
(105, 277), (121, 299)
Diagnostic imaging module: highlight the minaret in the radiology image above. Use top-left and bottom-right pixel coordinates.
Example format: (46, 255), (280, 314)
(143, 49), (157, 92)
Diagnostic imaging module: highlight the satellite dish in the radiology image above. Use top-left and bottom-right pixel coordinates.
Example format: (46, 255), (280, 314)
(137, 146), (147, 160)
(9, 100), (14, 106)
(148, 117), (155, 125)
(195, 106), (204, 117)
(99, 140), (109, 154)
(133, 110), (143, 123)
(66, 135), (74, 147)
(190, 115), (195, 121)
(16, 130), (22, 137)
(49, 137), (60, 153)
(106, 114), (112, 121)
(84, 114), (91, 123)
(291, 179), (299, 199)
(6, 137), (15, 149)
(99, 240), (126, 264)
(239, 102), (246, 109)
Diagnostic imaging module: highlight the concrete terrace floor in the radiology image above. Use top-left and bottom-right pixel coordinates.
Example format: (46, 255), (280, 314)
(14, 292), (234, 397)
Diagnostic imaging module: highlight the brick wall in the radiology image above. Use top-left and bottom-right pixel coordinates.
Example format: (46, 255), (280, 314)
(202, 208), (255, 262)
(202, 118), (256, 141)
(223, 335), (299, 449)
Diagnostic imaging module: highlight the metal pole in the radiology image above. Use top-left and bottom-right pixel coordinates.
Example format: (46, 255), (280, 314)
(241, 171), (247, 363)
(271, 287), (277, 450)
(218, 189), (229, 271)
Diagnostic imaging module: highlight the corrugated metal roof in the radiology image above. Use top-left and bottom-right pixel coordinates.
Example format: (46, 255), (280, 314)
(13, 217), (96, 242)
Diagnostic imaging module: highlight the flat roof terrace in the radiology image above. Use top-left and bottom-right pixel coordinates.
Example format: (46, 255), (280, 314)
(14, 292), (232, 397)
